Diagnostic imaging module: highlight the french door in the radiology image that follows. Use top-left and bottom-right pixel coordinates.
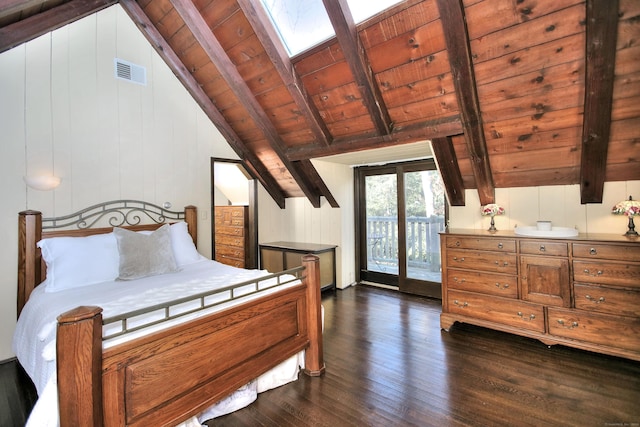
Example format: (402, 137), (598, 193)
(355, 159), (446, 298)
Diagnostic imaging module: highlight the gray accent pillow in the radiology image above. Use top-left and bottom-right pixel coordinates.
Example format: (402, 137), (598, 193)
(113, 224), (178, 280)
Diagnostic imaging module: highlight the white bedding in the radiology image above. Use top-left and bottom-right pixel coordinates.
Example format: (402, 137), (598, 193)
(13, 259), (306, 426)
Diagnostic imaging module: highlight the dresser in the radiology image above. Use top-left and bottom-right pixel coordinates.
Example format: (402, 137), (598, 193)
(259, 241), (337, 292)
(214, 206), (249, 268)
(440, 230), (640, 361)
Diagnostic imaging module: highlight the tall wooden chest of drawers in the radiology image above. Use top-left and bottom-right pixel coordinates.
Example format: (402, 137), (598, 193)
(214, 206), (249, 268)
(440, 230), (640, 361)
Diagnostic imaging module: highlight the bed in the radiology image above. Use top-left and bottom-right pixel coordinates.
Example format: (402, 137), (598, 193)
(14, 200), (324, 426)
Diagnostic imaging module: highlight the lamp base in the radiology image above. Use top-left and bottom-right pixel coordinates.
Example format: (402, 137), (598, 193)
(488, 215), (497, 232)
(625, 216), (638, 236)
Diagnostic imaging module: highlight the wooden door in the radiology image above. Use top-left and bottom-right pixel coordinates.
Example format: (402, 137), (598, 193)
(520, 255), (570, 307)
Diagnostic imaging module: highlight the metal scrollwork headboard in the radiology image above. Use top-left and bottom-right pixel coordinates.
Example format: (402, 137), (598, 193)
(42, 200), (185, 230)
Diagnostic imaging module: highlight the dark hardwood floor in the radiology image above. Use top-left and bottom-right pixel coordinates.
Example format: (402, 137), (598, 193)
(3, 285), (639, 427)
(0, 358), (37, 427)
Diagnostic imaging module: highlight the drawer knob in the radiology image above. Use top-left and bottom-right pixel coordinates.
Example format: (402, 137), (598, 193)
(453, 277), (466, 283)
(453, 300), (468, 308)
(539, 245), (546, 252)
(557, 319), (579, 329)
(517, 312), (536, 320)
(590, 248), (597, 255)
(495, 283), (510, 289)
(583, 269), (603, 276)
(585, 295), (605, 303)
(498, 243), (503, 249)
(453, 257), (465, 262)
(455, 241), (461, 247)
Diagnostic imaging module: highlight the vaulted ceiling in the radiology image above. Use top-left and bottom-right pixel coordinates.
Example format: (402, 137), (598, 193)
(1, 0), (639, 208)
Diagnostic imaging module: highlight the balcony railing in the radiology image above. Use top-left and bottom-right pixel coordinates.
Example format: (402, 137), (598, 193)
(367, 215), (445, 274)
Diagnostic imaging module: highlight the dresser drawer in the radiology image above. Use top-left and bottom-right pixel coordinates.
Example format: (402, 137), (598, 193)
(548, 307), (640, 352)
(215, 225), (245, 236)
(574, 283), (640, 317)
(215, 234), (244, 247)
(215, 244), (245, 260)
(573, 243), (640, 262)
(447, 290), (544, 332)
(446, 269), (517, 298)
(445, 236), (515, 252)
(573, 260), (640, 288)
(520, 240), (568, 256)
(446, 249), (517, 275)
(216, 256), (245, 268)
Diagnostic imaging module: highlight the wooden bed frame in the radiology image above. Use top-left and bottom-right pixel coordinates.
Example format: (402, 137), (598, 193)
(17, 201), (324, 427)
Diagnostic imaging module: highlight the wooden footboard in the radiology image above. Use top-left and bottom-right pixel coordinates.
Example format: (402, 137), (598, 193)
(56, 255), (324, 427)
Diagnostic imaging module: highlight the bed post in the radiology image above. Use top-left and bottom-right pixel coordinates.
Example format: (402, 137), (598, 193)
(301, 254), (325, 376)
(57, 306), (104, 427)
(184, 205), (198, 244)
(18, 210), (42, 318)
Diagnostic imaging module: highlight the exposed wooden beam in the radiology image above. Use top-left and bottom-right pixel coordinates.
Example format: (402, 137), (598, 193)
(237, 0), (332, 147)
(436, 0), (494, 206)
(580, 0), (619, 204)
(119, 0), (286, 209)
(286, 115), (463, 161)
(322, 0), (393, 135)
(171, 0), (331, 209)
(0, 0), (43, 19)
(0, 0), (116, 54)
(298, 160), (340, 208)
(431, 137), (465, 206)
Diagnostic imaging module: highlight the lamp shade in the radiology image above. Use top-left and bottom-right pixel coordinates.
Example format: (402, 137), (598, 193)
(481, 204), (505, 216)
(24, 175), (61, 191)
(612, 196), (640, 216)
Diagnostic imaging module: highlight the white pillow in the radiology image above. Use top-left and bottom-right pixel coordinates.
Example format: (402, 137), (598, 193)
(38, 233), (120, 293)
(170, 221), (203, 266)
(114, 224), (178, 280)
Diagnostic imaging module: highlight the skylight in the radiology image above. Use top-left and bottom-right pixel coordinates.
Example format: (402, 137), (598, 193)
(259, 0), (403, 57)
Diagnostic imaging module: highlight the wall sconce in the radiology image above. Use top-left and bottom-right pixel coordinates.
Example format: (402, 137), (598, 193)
(612, 195), (640, 236)
(24, 175), (61, 191)
(481, 203), (505, 232)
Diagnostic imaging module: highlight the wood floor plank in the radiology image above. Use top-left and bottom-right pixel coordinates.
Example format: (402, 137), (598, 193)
(210, 285), (640, 427)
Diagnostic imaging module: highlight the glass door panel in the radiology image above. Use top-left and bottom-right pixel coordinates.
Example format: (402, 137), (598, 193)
(404, 170), (446, 283)
(365, 173), (398, 276)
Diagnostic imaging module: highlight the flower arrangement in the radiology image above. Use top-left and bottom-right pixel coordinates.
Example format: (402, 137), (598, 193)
(481, 204), (505, 217)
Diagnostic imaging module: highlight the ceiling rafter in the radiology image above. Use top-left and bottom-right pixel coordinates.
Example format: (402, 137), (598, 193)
(297, 159), (340, 207)
(119, 0), (286, 209)
(322, 0), (393, 135)
(436, 0), (495, 206)
(579, 0), (619, 204)
(170, 0), (329, 209)
(0, 0), (116, 54)
(237, 0), (333, 148)
(287, 115), (463, 161)
(431, 136), (465, 206)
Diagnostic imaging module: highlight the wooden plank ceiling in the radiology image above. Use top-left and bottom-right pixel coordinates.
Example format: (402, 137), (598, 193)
(1, 0), (638, 208)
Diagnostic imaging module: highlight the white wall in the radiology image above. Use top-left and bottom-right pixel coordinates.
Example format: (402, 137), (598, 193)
(258, 159), (356, 290)
(0, 5), (238, 360)
(449, 181), (640, 234)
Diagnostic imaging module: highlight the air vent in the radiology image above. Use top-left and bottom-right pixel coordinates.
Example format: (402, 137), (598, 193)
(114, 58), (146, 86)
